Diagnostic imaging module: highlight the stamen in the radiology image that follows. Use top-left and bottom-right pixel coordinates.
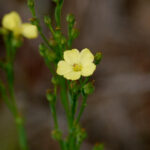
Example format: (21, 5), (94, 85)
(73, 64), (82, 72)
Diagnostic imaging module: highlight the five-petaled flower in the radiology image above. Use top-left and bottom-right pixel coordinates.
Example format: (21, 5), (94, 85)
(2, 11), (38, 39)
(57, 48), (96, 80)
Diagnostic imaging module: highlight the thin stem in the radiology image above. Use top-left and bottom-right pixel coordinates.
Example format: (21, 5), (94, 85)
(28, 0), (52, 50)
(76, 95), (87, 124)
(59, 78), (71, 129)
(49, 102), (59, 129)
(3, 34), (29, 150)
(0, 80), (14, 114)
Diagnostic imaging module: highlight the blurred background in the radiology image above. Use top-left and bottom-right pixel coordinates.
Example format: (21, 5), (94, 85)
(0, 0), (150, 150)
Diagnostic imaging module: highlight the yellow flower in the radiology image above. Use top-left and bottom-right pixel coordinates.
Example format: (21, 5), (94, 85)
(57, 48), (96, 80)
(2, 11), (38, 39)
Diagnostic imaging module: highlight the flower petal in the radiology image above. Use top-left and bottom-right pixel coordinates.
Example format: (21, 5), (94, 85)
(64, 71), (81, 80)
(81, 63), (96, 77)
(21, 23), (38, 39)
(57, 61), (72, 75)
(64, 49), (80, 65)
(80, 48), (94, 65)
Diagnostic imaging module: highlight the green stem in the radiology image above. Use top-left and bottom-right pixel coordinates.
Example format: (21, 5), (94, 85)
(8, 66), (29, 150)
(49, 102), (58, 129)
(4, 34), (29, 150)
(0, 80), (14, 114)
(59, 78), (71, 129)
(28, 1), (52, 50)
(15, 117), (29, 150)
(76, 95), (87, 124)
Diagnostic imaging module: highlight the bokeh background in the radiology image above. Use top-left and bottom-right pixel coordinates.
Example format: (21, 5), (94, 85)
(0, 0), (150, 150)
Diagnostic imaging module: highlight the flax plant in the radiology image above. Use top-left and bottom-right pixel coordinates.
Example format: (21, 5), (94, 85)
(0, 11), (38, 150)
(27, 0), (103, 150)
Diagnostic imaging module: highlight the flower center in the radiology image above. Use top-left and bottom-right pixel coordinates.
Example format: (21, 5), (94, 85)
(73, 64), (82, 72)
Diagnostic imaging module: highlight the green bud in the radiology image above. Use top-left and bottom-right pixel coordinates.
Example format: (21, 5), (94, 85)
(0, 28), (8, 35)
(44, 16), (52, 25)
(70, 82), (80, 95)
(51, 76), (59, 85)
(83, 82), (95, 95)
(75, 125), (87, 143)
(12, 38), (22, 48)
(61, 36), (67, 45)
(51, 129), (62, 141)
(47, 51), (57, 62)
(93, 143), (104, 150)
(54, 31), (61, 39)
(52, 0), (58, 3)
(27, 0), (35, 8)
(46, 90), (56, 102)
(71, 28), (79, 39)
(39, 44), (47, 57)
(66, 14), (75, 24)
(15, 117), (23, 125)
(94, 52), (102, 65)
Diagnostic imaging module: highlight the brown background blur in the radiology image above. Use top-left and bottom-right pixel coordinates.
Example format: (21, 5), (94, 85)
(0, 0), (150, 150)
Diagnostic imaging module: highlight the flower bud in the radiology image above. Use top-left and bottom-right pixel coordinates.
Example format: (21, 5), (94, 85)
(49, 38), (57, 47)
(12, 38), (22, 48)
(70, 82), (80, 95)
(66, 14), (75, 24)
(54, 30), (61, 39)
(52, 0), (58, 3)
(83, 82), (95, 95)
(51, 129), (62, 141)
(61, 36), (67, 45)
(94, 52), (102, 65)
(93, 143), (104, 150)
(27, 0), (35, 8)
(44, 16), (51, 25)
(47, 51), (57, 62)
(0, 27), (8, 35)
(39, 44), (46, 56)
(75, 125), (87, 143)
(51, 76), (59, 85)
(71, 28), (79, 39)
(46, 89), (56, 102)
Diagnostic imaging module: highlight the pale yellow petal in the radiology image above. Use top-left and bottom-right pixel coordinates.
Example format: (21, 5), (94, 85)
(80, 48), (94, 65)
(21, 23), (38, 39)
(81, 63), (96, 77)
(64, 71), (81, 80)
(2, 11), (21, 31)
(57, 61), (72, 75)
(64, 49), (80, 65)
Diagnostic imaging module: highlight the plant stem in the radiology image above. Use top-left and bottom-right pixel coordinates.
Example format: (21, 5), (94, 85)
(76, 95), (87, 124)
(4, 34), (29, 150)
(59, 78), (71, 129)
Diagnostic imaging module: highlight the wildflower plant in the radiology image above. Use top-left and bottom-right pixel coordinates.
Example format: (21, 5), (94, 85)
(0, 11), (38, 150)
(27, 0), (103, 150)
